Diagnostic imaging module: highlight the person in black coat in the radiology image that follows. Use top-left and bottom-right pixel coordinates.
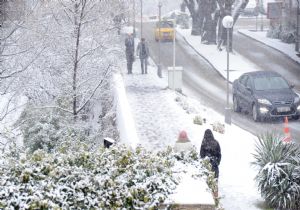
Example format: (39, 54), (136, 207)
(200, 129), (221, 178)
(125, 33), (135, 74)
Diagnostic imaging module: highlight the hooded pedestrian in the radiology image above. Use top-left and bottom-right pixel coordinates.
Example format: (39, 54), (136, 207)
(174, 130), (193, 153)
(200, 129), (221, 178)
(125, 33), (135, 74)
(136, 38), (150, 74)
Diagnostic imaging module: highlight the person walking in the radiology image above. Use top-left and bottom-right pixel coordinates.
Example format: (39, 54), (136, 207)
(136, 38), (150, 74)
(125, 33), (135, 74)
(200, 129), (221, 179)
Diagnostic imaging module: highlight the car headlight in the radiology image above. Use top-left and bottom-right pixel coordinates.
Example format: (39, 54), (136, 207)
(257, 98), (272, 106)
(294, 96), (300, 104)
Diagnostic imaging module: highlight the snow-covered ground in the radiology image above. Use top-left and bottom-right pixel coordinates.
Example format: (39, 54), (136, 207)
(116, 50), (265, 208)
(176, 27), (300, 83)
(117, 20), (300, 208)
(176, 27), (262, 83)
(238, 29), (300, 65)
(176, 26), (300, 98)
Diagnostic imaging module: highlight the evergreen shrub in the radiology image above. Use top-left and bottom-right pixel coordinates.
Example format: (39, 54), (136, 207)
(252, 133), (300, 210)
(279, 30), (295, 43)
(18, 106), (91, 153)
(0, 143), (215, 209)
(193, 115), (203, 125)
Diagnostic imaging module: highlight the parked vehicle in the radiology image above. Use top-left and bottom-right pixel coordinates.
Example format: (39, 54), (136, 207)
(154, 20), (174, 42)
(162, 10), (190, 29)
(232, 71), (300, 122)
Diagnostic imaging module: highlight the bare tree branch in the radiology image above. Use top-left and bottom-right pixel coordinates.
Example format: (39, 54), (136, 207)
(0, 46), (46, 79)
(76, 64), (111, 114)
(33, 106), (73, 114)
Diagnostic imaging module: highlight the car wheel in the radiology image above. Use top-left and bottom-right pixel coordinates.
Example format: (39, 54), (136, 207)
(252, 104), (261, 122)
(233, 96), (241, 112)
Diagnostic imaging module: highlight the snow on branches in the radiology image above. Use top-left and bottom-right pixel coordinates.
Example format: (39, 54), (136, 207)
(0, 143), (213, 209)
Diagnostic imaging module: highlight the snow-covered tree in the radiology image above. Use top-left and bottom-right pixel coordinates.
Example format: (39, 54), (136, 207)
(0, 0), (39, 122)
(1, 0), (130, 151)
(16, 1), (121, 117)
(183, 0), (248, 50)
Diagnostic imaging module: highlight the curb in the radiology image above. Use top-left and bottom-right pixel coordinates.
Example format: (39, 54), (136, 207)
(176, 30), (233, 84)
(113, 73), (139, 149)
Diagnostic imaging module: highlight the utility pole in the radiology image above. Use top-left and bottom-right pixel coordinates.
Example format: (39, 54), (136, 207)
(296, 0), (299, 52)
(140, 0), (143, 39)
(222, 16), (233, 125)
(157, 1), (162, 78)
(133, 0), (136, 37)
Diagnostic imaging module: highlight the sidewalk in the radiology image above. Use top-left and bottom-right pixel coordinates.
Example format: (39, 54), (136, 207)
(176, 27), (300, 84)
(116, 50), (265, 209)
(176, 28), (260, 83)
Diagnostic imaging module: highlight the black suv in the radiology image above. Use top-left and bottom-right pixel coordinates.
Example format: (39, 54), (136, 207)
(232, 71), (300, 122)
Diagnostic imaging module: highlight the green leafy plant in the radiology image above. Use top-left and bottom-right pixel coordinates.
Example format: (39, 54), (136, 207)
(252, 132), (300, 210)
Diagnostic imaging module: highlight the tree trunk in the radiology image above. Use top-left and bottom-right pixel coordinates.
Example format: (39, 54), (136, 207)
(73, 2), (83, 120)
(184, 0), (202, 35)
(191, 14), (202, 35)
(232, 0), (249, 25)
(216, 0), (234, 51)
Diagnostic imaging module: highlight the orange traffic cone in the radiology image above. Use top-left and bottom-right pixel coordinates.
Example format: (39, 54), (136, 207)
(283, 116), (292, 143)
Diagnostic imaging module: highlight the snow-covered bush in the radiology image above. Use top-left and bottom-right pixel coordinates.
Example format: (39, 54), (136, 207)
(0, 143), (217, 209)
(279, 29), (295, 43)
(267, 25), (296, 43)
(17, 106), (91, 153)
(211, 121), (225, 134)
(0, 143), (177, 209)
(173, 149), (220, 207)
(175, 95), (198, 114)
(252, 133), (300, 210)
(193, 115), (203, 125)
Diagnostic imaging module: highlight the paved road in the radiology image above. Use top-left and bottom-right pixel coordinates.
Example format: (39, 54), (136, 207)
(233, 33), (300, 91)
(142, 22), (300, 144)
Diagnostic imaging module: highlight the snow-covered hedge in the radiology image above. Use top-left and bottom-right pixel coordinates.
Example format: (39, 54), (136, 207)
(267, 25), (296, 43)
(252, 133), (300, 210)
(0, 142), (213, 209)
(18, 107), (92, 153)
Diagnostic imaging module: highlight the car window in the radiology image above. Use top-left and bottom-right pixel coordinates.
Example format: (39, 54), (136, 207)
(254, 76), (290, 90)
(239, 75), (248, 86)
(157, 21), (174, 28)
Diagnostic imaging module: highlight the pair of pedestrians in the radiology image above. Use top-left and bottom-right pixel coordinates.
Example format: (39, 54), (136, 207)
(125, 34), (150, 74)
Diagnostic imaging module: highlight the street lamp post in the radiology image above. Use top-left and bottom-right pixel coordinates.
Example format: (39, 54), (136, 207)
(133, 0), (136, 37)
(157, 1), (162, 78)
(222, 15), (233, 125)
(260, 0), (264, 31)
(140, 0), (143, 39)
(173, 19), (176, 89)
(296, 0), (299, 52)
